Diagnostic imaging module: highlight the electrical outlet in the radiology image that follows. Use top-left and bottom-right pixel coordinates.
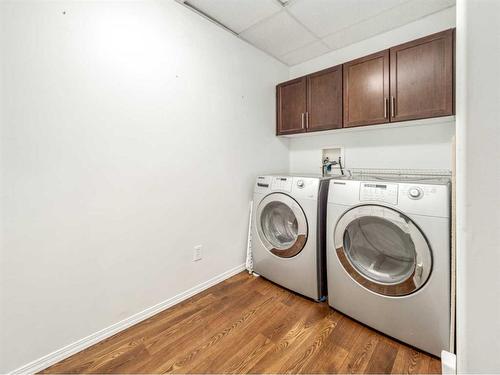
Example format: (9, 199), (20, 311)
(193, 245), (202, 261)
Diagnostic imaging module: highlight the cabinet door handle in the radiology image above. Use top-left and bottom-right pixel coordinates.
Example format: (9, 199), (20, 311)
(305, 112), (309, 129)
(384, 98), (388, 118)
(301, 113), (305, 128)
(391, 96), (396, 118)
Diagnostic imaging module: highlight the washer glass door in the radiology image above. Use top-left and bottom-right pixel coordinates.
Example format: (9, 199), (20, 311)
(334, 205), (432, 296)
(257, 193), (308, 258)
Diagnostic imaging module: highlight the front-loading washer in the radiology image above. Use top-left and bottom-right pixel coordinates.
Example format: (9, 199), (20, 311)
(326, 175), (451, 356)
(251, 175), (330, 301)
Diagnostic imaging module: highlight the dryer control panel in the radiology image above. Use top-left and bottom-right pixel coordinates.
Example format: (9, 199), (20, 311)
(329, 179), (450, 218)
(254, 175), (320, 200)
(271, 176), (293, 192)
(360, 182), (398, 205)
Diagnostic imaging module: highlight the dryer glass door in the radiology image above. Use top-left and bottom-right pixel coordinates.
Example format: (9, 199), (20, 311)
(334, 205), (432, 296)
(257, 193), (308, 258)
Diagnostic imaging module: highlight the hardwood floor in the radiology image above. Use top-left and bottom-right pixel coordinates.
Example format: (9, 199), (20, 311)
(41, 272), (441, 374)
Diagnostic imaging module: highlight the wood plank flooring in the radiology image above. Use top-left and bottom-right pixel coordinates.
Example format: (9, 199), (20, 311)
(41, 272), (441, 374)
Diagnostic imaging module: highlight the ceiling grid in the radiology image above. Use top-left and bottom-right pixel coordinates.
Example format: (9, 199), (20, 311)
(177, 0), (456, 66)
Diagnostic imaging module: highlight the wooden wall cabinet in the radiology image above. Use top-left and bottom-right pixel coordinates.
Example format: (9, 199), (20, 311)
(276, 29), (455, 136)
(306, 66), (343, 132)
(390, 29), (454, 122)
(343, 30), (454, 128)
(343, 50), (390, 128)
(276, 66), (342, 135)
(276, 77), (307, 135)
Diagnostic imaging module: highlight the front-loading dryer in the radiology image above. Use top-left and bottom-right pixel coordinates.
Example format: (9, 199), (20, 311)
(326, 175), (451, 357)
(252, 175), (330, 301)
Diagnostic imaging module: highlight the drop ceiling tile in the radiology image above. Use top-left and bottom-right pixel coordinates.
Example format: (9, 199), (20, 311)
(358, 0), (408, 20)
(280, 41), (330, 66)
(323, 0), (456, 51)
(396, 0), (456, 21)
(287, 0), (362, 38)
(370, 0), (456, 32)
(322, 23), (378, 51)
(186, 0), (282, 33)
(322, 31), (350, 51)
(240, 11), (317, 58)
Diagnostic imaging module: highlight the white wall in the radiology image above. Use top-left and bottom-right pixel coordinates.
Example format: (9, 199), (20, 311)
(287, 7), (456, 174)
(289, 118), (455, 173)
(0, 1), (288, 372)
(456, 0), (500, 372)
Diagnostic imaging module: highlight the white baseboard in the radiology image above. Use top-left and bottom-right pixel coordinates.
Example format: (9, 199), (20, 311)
(441, 350), (457, 375)
(10, 264), (246, 375)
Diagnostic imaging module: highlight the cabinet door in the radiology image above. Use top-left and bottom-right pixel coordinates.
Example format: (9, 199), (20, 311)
(306, 65), (343, 132)
(390, 29), (454, 122)
(343, 50), (390, 128)
(276, 77), (307, 135)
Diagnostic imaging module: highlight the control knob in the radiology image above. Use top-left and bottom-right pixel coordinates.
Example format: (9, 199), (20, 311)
(297, 180), (305, 188)
(408, 187), (423, 199)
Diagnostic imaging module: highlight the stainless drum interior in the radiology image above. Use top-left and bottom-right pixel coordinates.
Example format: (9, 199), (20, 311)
(334, 205), (432, 296)
(257, 193), (308, 258)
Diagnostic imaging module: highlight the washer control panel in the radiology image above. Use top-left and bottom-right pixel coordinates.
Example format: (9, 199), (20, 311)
(271, 176), (293, 192)
(360, 182), (398, 205)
